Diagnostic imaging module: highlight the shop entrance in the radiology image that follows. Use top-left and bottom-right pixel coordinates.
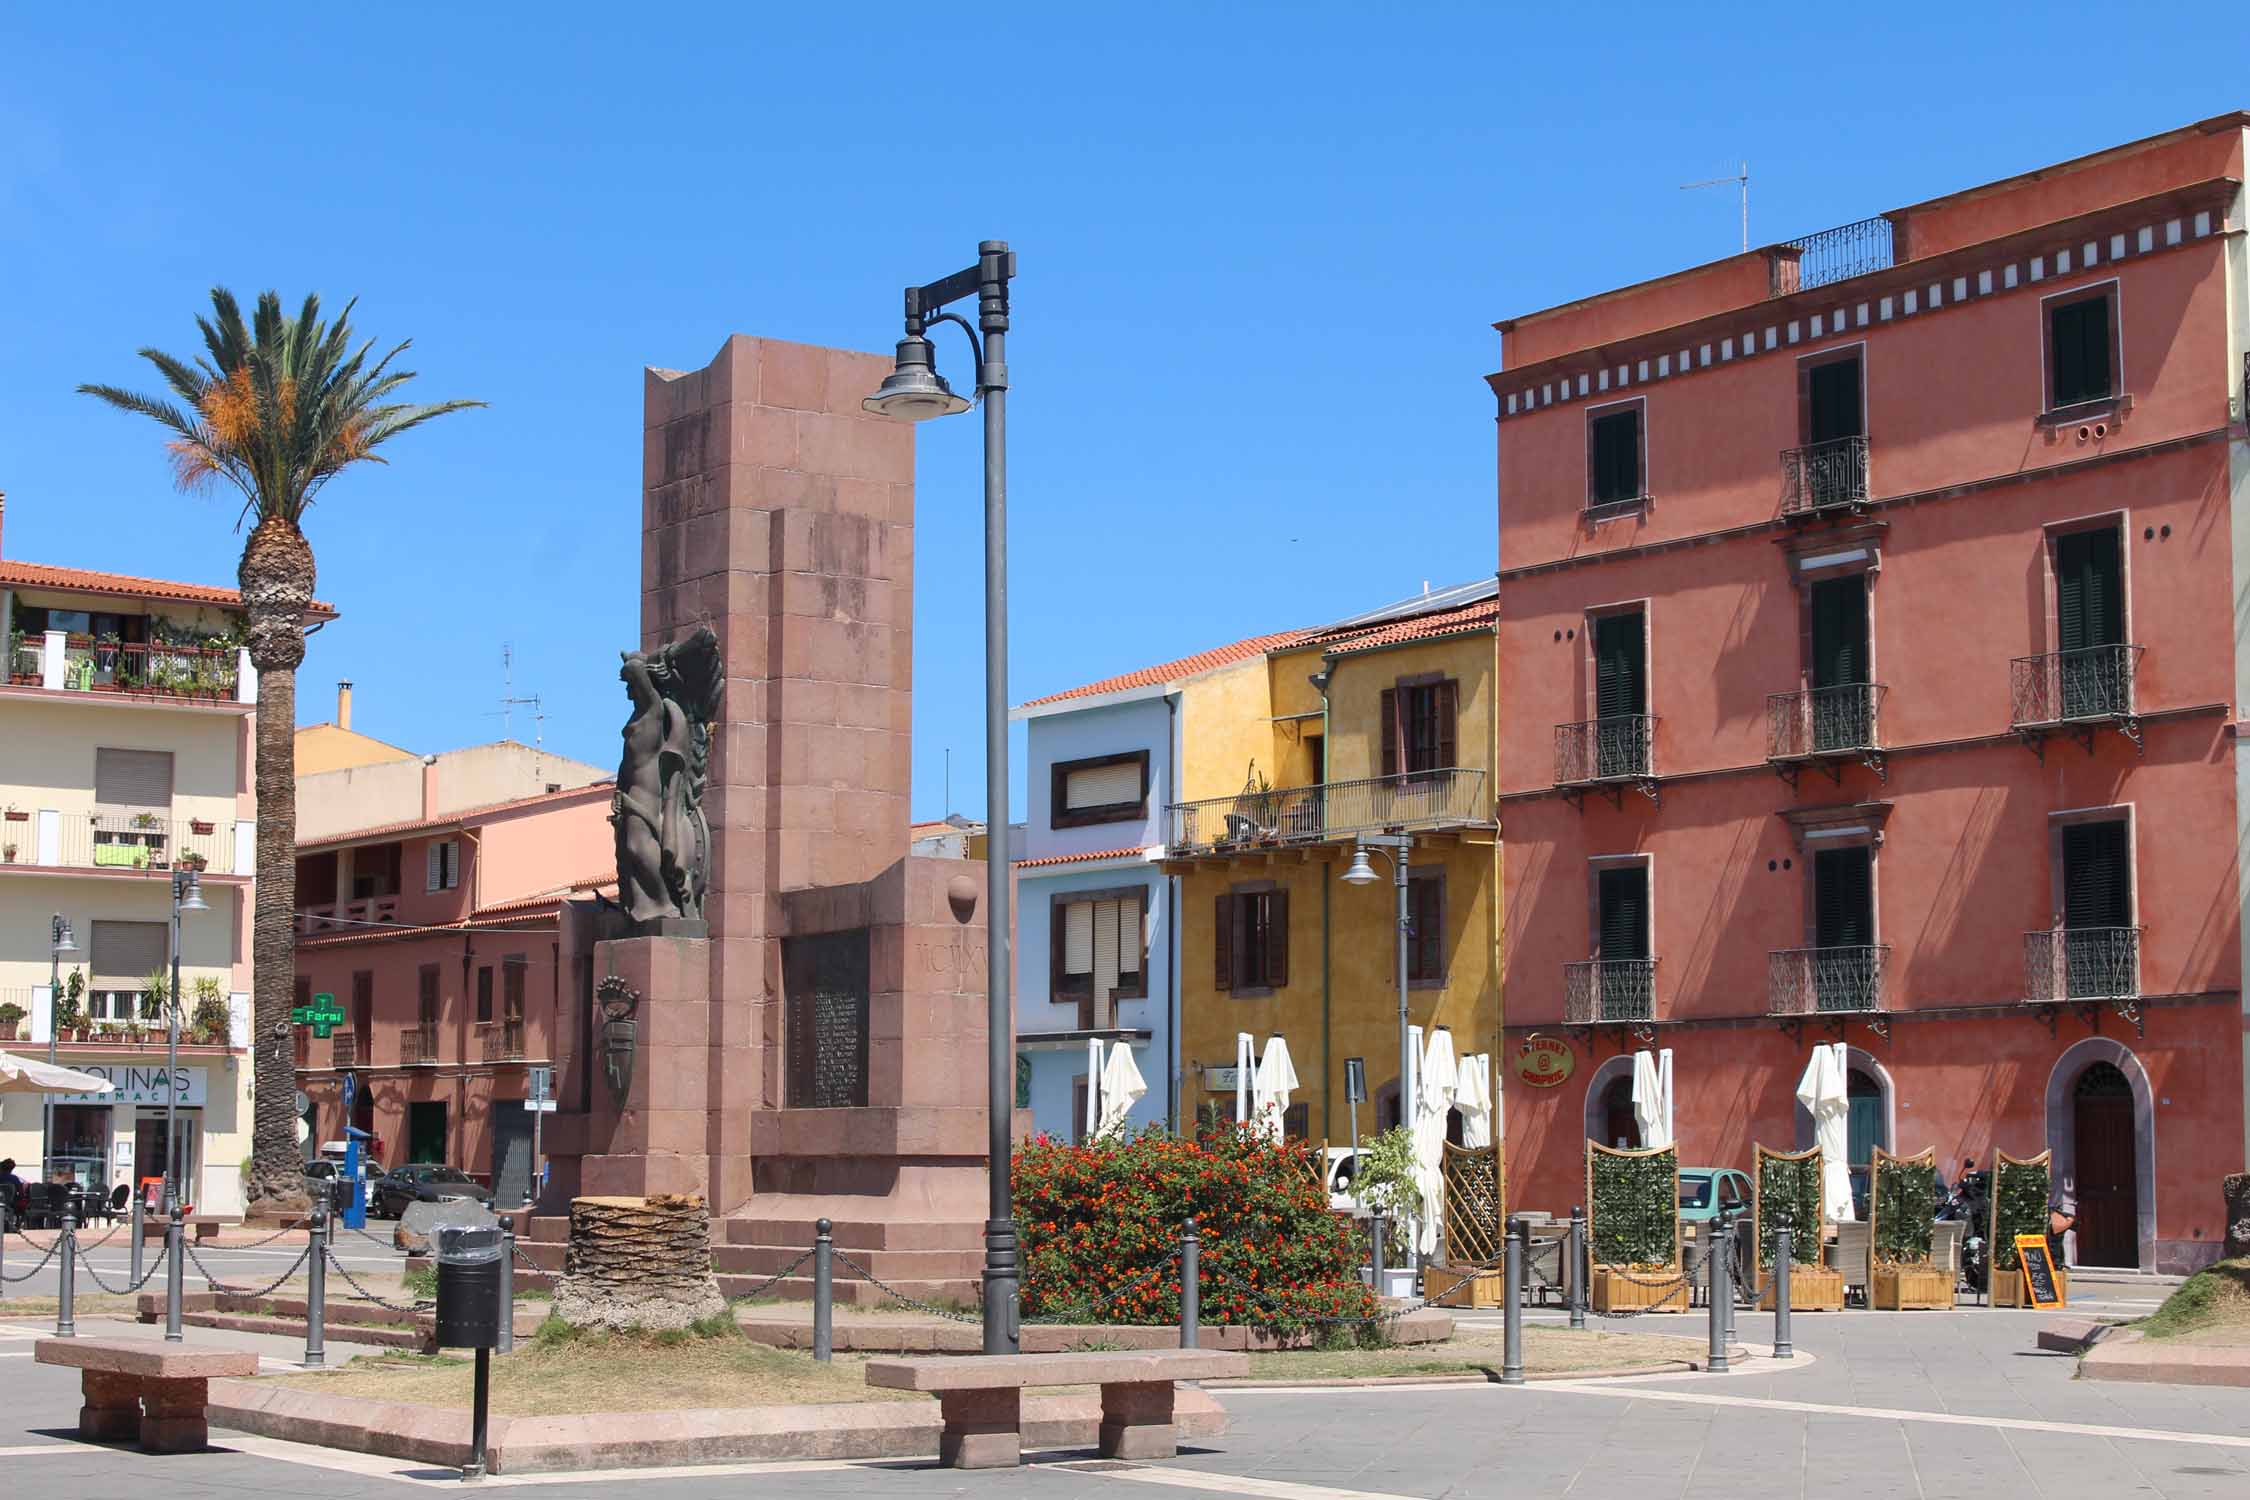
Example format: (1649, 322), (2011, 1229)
(408, 1101), (449, 1164)
(47, 1104), (112, 1191)
(134, 1114), (201, 1208)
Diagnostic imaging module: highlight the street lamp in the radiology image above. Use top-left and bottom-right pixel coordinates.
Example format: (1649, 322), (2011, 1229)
(44, 915), (78, 1179)
(1341, 833), (1414, 1262)
(865, 241), (1019, 1354)
(166, 869), (208, 1215)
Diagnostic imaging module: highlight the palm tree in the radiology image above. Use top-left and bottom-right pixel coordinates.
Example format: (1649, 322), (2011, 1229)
(82, 289), (481, 1212)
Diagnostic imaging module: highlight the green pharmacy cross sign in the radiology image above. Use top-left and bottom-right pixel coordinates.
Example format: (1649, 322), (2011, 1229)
(292, 991), (346, 1039)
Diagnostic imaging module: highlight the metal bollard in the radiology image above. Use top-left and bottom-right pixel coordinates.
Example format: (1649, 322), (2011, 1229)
(1706, 1224), (1731, 1374)
(1772, 1226), (1795, 1360)
(165, 1203), (184, 1343)
(1500, 1217), (1526, 1386)
(305, 1195), (329, 1368)
(498, 1214), (516, 1356)
(813, 1219), (834, 1363)
(1567, 1205), (1587, 1331)
(1179, 1218), (1200, 1349)
(1721, 1215), (1739, 1346)
(1370, 1212), (1386, 1295)
(1, 1206), (8, 1303)
(56, 1214), (77, 1338)
(130, 1193), (145, 1286)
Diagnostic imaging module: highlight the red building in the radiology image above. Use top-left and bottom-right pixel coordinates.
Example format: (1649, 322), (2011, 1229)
(1492, 116), (2250, 1274)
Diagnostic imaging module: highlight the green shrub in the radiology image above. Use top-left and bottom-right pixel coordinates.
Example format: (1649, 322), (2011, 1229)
(1991, 1155), (2051, 1272)
(1755, 1149), (1824, 1267)
(1588, 1145), (1677, 1267)
(1871, 1152), (1938, 1265)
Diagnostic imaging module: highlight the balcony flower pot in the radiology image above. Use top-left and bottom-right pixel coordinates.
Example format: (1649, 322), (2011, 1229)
(189, 819), (215, 836)
(3, 809), (27, 821)
(178, 852), (207, 872)
(2, 845), (15, 863)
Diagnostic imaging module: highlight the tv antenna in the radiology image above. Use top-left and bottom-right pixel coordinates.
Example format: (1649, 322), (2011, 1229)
(488, 643), (545, 753)
(1681, 161), (1749, 252)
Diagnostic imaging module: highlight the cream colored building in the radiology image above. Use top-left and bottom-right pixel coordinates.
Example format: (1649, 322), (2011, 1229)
(0, 521), (330, 1219)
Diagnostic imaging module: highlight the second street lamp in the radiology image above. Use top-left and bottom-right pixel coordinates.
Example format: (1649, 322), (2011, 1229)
(166, 868), (208, 1215)
(865, 240), (1019, 1354)
(1343, 833), (1416, 1266)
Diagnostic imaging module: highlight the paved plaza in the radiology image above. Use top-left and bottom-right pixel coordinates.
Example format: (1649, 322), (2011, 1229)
(2, 1284), (2246, 1500)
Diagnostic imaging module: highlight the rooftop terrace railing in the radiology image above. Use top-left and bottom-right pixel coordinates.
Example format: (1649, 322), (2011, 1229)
(1770, 215), (1896, 297)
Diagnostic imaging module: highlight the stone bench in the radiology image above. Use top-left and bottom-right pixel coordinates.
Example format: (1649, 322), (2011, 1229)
(34, 1338), (259, 1453)
(863, 1349), (1247, 1468)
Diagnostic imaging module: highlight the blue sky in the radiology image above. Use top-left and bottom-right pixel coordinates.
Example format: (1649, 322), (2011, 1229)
(2, 7), (2234, 822)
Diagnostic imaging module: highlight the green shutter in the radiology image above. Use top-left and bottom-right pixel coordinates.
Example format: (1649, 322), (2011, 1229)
(1809, 357), (1863, 444)
(1598, 866), (1649, 961)
(1814, 848), (1873, 949)
(2057, 529), (2122, 652)
(2052, 297), (2112, 406)
(1591, 409), (1639, 504)
(2063, 821), (2131, 929)
(1811, 575), (1867, 689)
(1595, 613), (1645, 719)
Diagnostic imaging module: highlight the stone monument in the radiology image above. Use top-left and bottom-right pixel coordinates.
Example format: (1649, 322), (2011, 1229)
(575, 334), (998, 1304)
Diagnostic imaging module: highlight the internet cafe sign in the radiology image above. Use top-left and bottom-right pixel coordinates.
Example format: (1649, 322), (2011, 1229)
(52, 1065), (208, 1108)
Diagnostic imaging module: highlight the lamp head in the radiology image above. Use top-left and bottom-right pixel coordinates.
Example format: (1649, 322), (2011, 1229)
(178, 872), (209, 913)
(1341, 845), (1379, 886)
(862, 335), (972, 422)
(52, 916), (77, 954)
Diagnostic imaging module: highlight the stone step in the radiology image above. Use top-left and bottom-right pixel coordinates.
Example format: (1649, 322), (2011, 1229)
(173, 1311), (428, 1349)
(713, 1243), (981, 1281)
(717, 1272), (980, 1309)
(721, 1217), (984, 1252)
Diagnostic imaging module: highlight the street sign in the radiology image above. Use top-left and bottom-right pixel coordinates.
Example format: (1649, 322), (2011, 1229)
(292, 991), (346, 1039)
(527, 1065), (553, 1103)
(343, 1071), (358, 1116)
(529, 1099), (558, 1113)
(293, 1089), (311, 1115)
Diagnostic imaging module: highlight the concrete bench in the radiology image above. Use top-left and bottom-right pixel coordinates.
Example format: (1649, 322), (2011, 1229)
(34, 1338), (258, 1452)
(864, 1349), (1247, 1468)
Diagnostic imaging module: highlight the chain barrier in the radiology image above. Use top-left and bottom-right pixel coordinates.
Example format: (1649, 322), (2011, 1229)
(0, 1233), (64, 1283)
(829, 1248), (981, 1325)
(347, 1224), (401, 1253)
(1588, 1241), (1701, 1318)
(78, 1245), (169, 1296)
(186, 1240), (311, 1300)
(722, 1248), (813, 1306)
(223, 1224), (309, 1251)
(512, 1243), (543, 1272)
(10, 1231), (62, 1255)
(71, 1223), (126, 1253)
(323, 1247), (432, 1314)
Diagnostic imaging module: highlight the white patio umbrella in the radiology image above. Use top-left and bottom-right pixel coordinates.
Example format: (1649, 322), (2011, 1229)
(1086, 1036), (1105, 1138)
(1234, 1032), (1254, 1125)
(0, 1051), (114, 1095)
(1631, 1047), (1676, 1151)
(1096, 1042), (1147, 1137)
(1412, 1027), (1460, 1258)
(1795, 1042), (1855, 1223)
(1454, 1053), (1494, 1149)
(1252, 1035), (1299, 1141)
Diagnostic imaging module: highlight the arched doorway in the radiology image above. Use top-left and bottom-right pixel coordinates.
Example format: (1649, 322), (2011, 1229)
(1846, 1068), (1882, 1220)
(2071, 1061), (2138, 1267)
(1581, 1055), (1641, 1150)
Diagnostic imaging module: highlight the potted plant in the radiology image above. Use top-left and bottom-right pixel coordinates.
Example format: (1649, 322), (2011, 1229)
(189, 818), (215, 836)
(54, 973), (87, 1041)
(131, 811), (160, 831)
(0, 1001), (24, 1041)
(177, 851), (207, 872)
(2, 843), (15, 863)
(1869, 1146), (1952, 1309)
(3, 804), (27, 822)
(189, 977), (230, 1046)
(1351, 1126), (1423, 1298)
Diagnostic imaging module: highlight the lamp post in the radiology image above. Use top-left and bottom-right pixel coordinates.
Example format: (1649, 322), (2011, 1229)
(865, 240), (1018, 1354)
(44, 915), (78, 1180)
(1342, 833), (1413, 1263)
(166, 869), (208, 1214)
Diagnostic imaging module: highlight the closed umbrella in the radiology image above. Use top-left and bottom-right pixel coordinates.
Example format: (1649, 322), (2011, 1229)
(1413, 1028), (1459, 1258)
(1252, 1035), (1299, 1141)
(1234, 1032), (1253, 1125)
(1794, 1042), (1855, 1223)
(1454, 1054), (1493, 1149)
(1086, 1036), (1104, 1139)
(1631, 1048), (1676, 1151)
(1096, 1043), (1147, 1136)
(0, 1051), (115, 1095)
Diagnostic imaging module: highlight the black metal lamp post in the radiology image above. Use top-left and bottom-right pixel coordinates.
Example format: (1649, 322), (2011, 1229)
(43, 915), (78, 1178)
(166, 869), (208, 1214)
(865, 241), (1018, 1353)
(1341, 834), (1414, 1260)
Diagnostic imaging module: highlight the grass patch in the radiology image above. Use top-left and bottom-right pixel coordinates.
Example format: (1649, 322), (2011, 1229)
(401, 1265), (437, 1300)
(2135, 1258), (2250, 1344)
(1241, 1325), (1702, 1381)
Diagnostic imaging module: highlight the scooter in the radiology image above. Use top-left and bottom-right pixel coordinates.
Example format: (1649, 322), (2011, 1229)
(1939, 1167), (1991, 1297)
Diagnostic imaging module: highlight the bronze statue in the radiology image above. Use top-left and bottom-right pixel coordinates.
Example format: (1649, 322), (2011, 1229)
(612, 627), (722, 933)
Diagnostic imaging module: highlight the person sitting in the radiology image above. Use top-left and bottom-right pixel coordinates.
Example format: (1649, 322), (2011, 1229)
(0, 1158), (22, 1229)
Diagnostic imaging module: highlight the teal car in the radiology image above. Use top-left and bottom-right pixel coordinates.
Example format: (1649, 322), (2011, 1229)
(1677, 1168), (1752, 1224)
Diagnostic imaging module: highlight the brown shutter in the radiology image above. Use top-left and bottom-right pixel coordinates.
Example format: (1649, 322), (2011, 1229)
(1436, 681), (1458, 770)
(90, 919), (168, 988)
(1122, 887), (1150, 999)
(1214, 893), (1234, 990)
(1266, 888), (1290, 988)
(1050, 900), (1067, 1001)
(1380, 689), (1398, 778)
(94, 748), (174, 809)
(417, 965), (440, 1027)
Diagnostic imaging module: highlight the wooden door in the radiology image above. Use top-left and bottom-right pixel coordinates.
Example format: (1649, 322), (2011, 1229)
(2072, 1062), (2137, 1267)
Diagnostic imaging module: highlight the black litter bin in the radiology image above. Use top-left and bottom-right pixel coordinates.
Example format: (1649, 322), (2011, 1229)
(433, 1225), (504, 1349)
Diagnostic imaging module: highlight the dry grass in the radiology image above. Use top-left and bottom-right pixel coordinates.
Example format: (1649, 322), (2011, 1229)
(2137, 1258), (2250, 1345)
(0, 1294), (143, 1320)
(1241, 1325), (1705, 1381)
(272, 1322), (928, 1416)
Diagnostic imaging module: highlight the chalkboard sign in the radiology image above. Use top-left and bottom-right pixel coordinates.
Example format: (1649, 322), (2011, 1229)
(2014, 1234), (2066, 1309)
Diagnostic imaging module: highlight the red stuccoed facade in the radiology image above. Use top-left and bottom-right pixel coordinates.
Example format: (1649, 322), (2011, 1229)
(1492, 115), (2250, 1274)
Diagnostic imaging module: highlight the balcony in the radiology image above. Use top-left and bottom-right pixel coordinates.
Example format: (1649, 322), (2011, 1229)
(330, 1030), (360, 1070)
(1563, 959), (1657, 1025)
(1768, 944), (1891, 1018)
(1769, 214), (1895, 297)
(2025, 926), (2141, 1007)
(299, 895), (403, 938)
(1767, 684), (1887, 784)
(0, 813), (240, 877)
(400, 1025), (439, 1065)
(1164, 768), (1488, 855)
(7, 633), (245, 703)
(2010, 645), (2143, 753)
(481, 1023), (527, 1063)
(1554, 715), (1657, 808)
(1779, 436), (1871, 516)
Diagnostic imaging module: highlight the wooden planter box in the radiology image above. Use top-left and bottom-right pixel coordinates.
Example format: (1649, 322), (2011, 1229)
(1991, 1264), (2067, 1307)
(1592, 1266), (1688, 1314)
(1428, 1264), (1503, 1309)
(1759, 1263), (1844, 1312)
(1871, 1264), (1955, 1310)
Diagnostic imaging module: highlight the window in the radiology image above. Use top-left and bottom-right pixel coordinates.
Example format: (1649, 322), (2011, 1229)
(1814, 847), (1873, 950)
(1803, 352), (1864, 445)
(93, 747), (173, 809)
(2055, 525), (2127, 718)
(1050, 751), (1149, 830)
(1381, 679), (1458, 779)
(2062, 821), (2131, 932)
(352, 843), (402, 901)
(426, 838), (460, 893)
(476, 965), (494, 1025)
(417, 965), (440, 1030)
(502, 957), (527, 1027)
(1406, 869), (1446, 985)
(1215, 885), (1289, 994)
(88, 919), (166, 1021)
(1597, 866), (1649, 964)
(2048, 289), (2116, 409)
(1591, 610), (1649, 778)
(1050, 887), (1149, 1026)
(1809, 574), (1873, 750)
(1586, 403), (1644, 509)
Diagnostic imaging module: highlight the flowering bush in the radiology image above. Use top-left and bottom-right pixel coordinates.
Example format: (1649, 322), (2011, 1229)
(1014, 1124), (1380, 1333)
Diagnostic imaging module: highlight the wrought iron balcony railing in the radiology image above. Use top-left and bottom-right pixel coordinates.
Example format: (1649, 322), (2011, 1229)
(1554, 715), (1655, 786)
(2010, 645), (2142, 728)
(2024, 926), (2140, 1004)
(53, 639), (241, 700)
(1768, 944), (1891, 1015)
(1165, 768), (1487, 854)
(400, 1025), (439, 1065)
(1770, 215), (1895, 296)
(1780, 435), (1871, 515)
(1564, 959), (1657, 1023)
(1767, 684), (1886, 760)
(330, 1030), (360, 1070)
(482, 1023), (527, 1063)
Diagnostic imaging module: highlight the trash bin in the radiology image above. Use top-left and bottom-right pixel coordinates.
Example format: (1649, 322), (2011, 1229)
(433, 1225), (504, 1349)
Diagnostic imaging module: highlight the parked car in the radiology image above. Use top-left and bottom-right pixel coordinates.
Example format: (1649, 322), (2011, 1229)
(1677, 1167), (1752, 1224)
(371, 1164), (493, 1220)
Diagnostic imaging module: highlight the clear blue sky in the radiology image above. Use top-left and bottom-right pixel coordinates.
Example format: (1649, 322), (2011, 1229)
(2, 8), (2233, 822)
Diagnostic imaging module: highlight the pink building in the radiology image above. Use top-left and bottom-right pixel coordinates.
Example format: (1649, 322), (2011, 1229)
(1492, 116), (2250, 1273)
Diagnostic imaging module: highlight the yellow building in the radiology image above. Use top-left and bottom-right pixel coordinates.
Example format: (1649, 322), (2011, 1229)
(1160, 583), (1500, 1148)
(294, 680), (416, 775)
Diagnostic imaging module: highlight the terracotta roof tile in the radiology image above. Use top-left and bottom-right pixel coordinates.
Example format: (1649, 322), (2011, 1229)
(1013, 845), (1154, 869)
(1316, 597), (1498, 655)
(300, 781), (615, 850)
(0, 559), (338, 619)
(1018, 628), (1315, 708)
